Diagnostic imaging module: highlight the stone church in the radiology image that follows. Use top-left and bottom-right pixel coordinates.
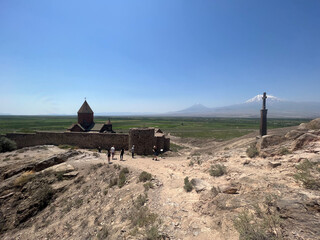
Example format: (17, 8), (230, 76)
(68, 100), (114, 133)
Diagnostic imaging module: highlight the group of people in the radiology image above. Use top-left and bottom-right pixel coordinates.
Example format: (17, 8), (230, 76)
(98, 144), (160, 164)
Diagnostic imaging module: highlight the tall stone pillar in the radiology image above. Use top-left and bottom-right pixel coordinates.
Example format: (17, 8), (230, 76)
(260, 92), (268, 136)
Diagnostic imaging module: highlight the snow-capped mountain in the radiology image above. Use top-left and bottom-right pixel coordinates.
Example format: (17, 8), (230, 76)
(164, 95), (320, 118)
(245, 94), (282, 103)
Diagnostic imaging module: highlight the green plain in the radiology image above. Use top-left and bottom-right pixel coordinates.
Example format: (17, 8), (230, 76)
(0, 116), (309, 141)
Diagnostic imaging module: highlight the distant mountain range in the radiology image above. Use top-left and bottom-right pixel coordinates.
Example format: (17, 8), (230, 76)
(1, 95), (319, 118)
(164, 95), (320, 118)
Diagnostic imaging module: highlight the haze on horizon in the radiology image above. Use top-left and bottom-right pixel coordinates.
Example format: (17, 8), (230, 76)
(0, 0), (320, 115)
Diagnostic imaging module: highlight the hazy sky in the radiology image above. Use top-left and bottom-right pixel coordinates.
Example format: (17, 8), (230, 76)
(1, 0), (319, 115)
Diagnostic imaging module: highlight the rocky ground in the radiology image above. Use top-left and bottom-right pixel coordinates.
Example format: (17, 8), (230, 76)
(0, 119), (320, 240)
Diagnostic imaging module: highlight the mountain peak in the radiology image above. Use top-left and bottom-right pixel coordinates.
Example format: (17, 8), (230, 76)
(245, 94), (282, 103)
(177, 103), (211, 113)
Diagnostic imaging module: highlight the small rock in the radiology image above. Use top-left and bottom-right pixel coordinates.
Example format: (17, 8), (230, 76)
(269, 161), (282, 168)
(63, 171), (79, 178)
(243, 159), (250, 165)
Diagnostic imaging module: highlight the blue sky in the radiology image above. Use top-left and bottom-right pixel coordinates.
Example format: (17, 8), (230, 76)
(0, 0), (319, 114)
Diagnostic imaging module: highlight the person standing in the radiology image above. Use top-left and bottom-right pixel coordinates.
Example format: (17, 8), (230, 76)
(120, 148), (124, 161)
(111, 146), (115, 160)
(152, 145), (158, 161)
(107, 149), (111, 164)
(131, 145), (135, 158)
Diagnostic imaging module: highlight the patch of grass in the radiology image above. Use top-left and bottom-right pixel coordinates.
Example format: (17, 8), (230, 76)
(0, 137), (17, 153)
(144, 182), (154, 191)
(146, 225), (160, 240)
(135, 194), (148, 208)
(233, 195), (283, 240)
(109, 178), (118, 188)
(14, 171), (35, 187)
(294, 159), (320, 190)
(90, 163), (103, 171)
(170, 143), (184, 152)
(34, 183), (54, 210)
(103, 189), (108, 195)
(129, 194), (158, 229)
(188, 160), (194, 167)
(279, 147), (291, 155)
(97, 226), (109, 240)
(118, 168), (129, 188)
(246, 143), (259, 158)
(184, 177), (193, 192)
(209, 164), (227, 177)
(139, 171), (152, 182)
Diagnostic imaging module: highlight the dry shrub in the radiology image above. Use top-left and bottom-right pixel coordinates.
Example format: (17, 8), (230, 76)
(209, 164), (227, 177)
(184, 177), (193, 192)
(139, 171), (152, 182)
(246, 143), (259, 158)
(0, 137), (17, 153)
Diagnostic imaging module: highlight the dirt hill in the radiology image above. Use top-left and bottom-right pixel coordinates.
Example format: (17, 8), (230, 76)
(1, 120), (320, 240)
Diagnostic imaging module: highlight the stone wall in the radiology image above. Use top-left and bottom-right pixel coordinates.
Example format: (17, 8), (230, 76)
(5, 128), (171, 155)
(6, 132), (128, 150)
(129, 128), (155, 155)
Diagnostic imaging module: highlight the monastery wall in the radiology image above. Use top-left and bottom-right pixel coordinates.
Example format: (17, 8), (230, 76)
(5, 128), (170, 154)
(6, 132), (129, 150)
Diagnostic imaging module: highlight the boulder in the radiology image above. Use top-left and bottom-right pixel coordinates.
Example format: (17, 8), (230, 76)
(291, 133), (319, 151)
(306, 118), (320, 130)
(269, 161), (282, 168)
(41, 163), (75, 174)
(298, 123), (308, 130)
(190, 178), (211, 193)
(256, 135), (286, 151)
(33, 150), (79, 172)
(218, 183), (240, 194)
(285, 130), (306, 140)
(63, 171), (79, 178)
(276, 198), (320, 240)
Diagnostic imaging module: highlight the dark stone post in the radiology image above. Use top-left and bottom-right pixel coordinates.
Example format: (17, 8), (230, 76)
(260, 92), (268, 136)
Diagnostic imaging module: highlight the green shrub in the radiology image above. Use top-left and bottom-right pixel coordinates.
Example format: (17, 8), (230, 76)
(144, 182), (154, 191)
(234, 195), (282, 240)
(118, 168), (129, 188)
(130, 206), (158, 228)
(184, 177), (193, 192)
(0, 137), (17, 153)
(279, 147), (291, 155)
(294, 159), (320, 190)
(139, 171), (152, 182)
(146, 225), (160, 240)
(170, 143), (184, 152)
(129, 194), (158, 230)
(135, 194), (148, 208)
(97, 226), (109, 240)
(246, 144), (259, 158)
(209, 164), (227, 177)
(34, 183), (54, 210)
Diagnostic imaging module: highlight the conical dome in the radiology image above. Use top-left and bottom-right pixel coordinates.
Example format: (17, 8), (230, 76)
(77, 100), (93, 114)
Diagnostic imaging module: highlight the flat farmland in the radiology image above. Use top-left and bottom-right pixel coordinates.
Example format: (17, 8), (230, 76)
(0, 116), (309, 140)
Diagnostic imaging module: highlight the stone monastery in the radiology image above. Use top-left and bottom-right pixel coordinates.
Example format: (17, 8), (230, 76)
(5, 101), (170, 155)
